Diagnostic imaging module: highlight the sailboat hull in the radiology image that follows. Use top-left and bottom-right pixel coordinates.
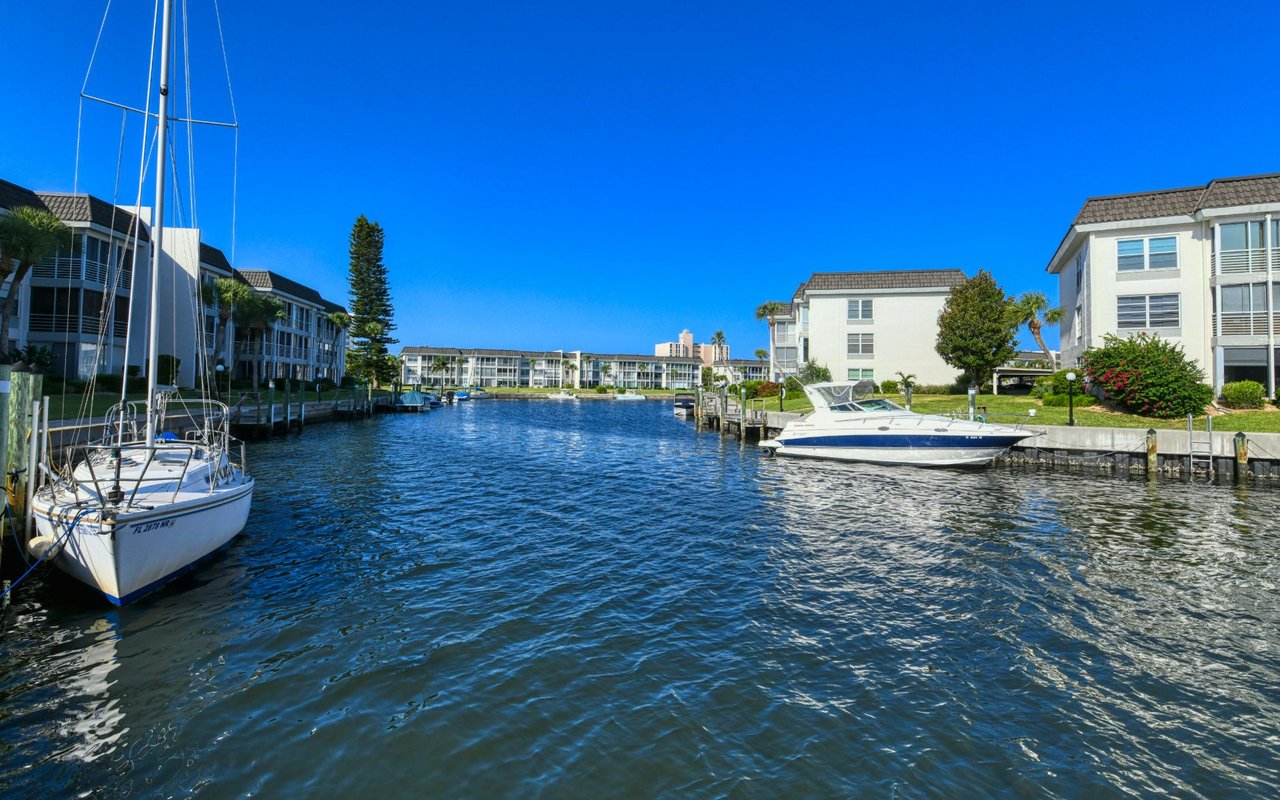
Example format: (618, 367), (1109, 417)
(34, 480), (254, 605)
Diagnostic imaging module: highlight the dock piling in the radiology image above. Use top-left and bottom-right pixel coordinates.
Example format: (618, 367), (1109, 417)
(1235, 432), (1249, 481)
(1146, 428), (1158, 476)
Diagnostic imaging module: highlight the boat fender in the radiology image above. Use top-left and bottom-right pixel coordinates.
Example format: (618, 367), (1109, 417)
(27, 535), (64, 560)
(975, 415), (986, 423)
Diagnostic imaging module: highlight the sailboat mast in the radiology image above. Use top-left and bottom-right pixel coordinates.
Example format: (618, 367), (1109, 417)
(145, 0), (175, 449)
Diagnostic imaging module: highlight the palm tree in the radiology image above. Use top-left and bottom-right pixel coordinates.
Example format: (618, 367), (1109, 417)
(203, 277), (252, 377)
(233, 292), (285, 393)
(600, 363), (612, 387)
(710, 329), (726, 362)
(431, 355), (449, 393)
(894, 371), (917, 391)
(755, 301), (785, 379)
(754, 348), (768, 362)
(565, 361), (578, 389)
(326, 311), (351, 382)
(581, 354), (592, 388)
(1012, 292), (1063, 368)
(0, 207), (72, 358)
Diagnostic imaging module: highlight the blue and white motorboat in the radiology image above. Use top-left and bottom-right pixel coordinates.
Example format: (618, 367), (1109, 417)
(673, 393), (696, 417)
(759, 380), (1035, 467)
(615, 392), (646, 401)
(455, 391), (471, 401)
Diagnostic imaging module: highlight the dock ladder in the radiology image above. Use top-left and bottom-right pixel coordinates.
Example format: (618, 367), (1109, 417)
(1188, 414), (1214, 475)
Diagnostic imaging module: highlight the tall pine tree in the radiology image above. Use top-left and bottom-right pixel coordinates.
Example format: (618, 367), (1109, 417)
(347, 215), (398, 386)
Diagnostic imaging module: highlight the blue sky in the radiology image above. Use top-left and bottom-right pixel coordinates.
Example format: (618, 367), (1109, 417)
(3, 1), (1279, 356)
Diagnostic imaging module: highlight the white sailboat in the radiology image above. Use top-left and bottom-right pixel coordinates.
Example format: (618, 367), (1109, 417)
(27, 0), (254, 605)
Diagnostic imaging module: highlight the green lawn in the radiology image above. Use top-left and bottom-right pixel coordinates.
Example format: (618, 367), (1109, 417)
(750, 390), (1280, 433)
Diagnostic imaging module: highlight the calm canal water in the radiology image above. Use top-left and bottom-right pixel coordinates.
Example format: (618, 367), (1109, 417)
(1, 400), (1278, 798)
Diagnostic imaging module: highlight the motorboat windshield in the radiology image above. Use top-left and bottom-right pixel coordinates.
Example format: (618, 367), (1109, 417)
(804, 380), (904, 412)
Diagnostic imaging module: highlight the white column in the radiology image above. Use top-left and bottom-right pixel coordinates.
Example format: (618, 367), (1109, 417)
(1213, 223), (1223, 392)
(1268, 212), (1276, 398)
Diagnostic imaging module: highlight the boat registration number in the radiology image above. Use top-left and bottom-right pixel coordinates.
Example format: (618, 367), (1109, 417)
(134, 518), (176, 534)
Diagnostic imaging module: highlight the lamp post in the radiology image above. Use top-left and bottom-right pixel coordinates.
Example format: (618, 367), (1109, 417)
(1066, 371), (1077, 426)
(215, 363), (225, 402)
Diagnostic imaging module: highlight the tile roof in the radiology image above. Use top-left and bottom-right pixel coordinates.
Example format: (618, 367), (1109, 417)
(0, 178), (150, 242)
(35, 192), (150, 242)
(801, 269), (967, 292)
(239, 269), (325, 304)
(200, 243), (233, 273)
(0, 178), (42, 211)
(1072, 172), (1280, 225)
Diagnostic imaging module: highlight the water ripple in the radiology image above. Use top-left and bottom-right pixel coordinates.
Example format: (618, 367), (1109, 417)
(0, 400), (1278, 798)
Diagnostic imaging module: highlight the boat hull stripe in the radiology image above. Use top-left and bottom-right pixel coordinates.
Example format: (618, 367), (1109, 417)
(777, 434), (1028, 449)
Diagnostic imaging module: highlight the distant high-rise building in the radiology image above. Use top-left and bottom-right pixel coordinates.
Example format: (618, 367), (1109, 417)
(655, 329), (728, 365)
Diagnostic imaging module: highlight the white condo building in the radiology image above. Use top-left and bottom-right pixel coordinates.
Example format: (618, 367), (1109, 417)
(401, 347), (703, 390)
(768, 269), (966, 385)
(1047, 172), (1280, 394)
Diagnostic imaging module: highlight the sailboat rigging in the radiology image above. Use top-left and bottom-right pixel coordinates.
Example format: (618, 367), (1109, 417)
(27, 0), (254, 605)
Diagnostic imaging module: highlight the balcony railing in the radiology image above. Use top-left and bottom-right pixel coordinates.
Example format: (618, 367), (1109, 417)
(1215, 312), (1278, 336)
(1213, 248), (1280, 275)
(28, 313), (127, 337)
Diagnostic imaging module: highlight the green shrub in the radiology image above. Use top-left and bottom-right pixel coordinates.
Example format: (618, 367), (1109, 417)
(741, 379), (763, 399)
(878, 379), (900, 394)
(1080, 333), (1213, 418)
(1221, 380), (1266, 409)
(594, 385), (608, 394)
(96, 373), (122, 392)
(15, 345), (55, 376)
(1041, 393), (1098, 408)
(914, 383), (968, 395)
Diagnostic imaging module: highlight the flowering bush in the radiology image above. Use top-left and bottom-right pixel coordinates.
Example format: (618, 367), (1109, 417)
(755, 381), (782, 398)
(1079, 334), (1213, 418)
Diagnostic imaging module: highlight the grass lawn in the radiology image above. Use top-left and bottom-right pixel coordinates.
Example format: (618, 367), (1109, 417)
(746, 391), (1280, 434)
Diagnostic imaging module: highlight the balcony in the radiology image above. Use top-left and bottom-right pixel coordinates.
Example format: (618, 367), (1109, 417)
(1215, 312), (1278, 337)
(29, 313), (127, 338)
(1213, 248), (1280, 276)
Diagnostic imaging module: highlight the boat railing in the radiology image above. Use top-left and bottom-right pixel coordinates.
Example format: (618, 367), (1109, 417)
(56, 441), (199, 508)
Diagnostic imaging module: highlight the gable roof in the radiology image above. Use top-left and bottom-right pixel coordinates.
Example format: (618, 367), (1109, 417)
(0, 178), (150, 242)
(1072, 172), (1280, 225)
(800, 269), (967, 292)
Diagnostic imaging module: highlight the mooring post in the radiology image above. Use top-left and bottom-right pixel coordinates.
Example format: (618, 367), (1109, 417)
(1234, 432), (1248, 481)
(285, 380), (292, 430)
(1146, 428), (1158, 476)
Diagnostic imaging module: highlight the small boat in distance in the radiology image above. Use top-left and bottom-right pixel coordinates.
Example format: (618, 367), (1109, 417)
(549, 390), (577, 400)
(673, 393), (695, 417)
(396, 390), (428, 412)
(455, 391), (471, 401)
(615, 391), (647, 401)
(471, 388), (491, 399)
(759, 380), (1034, 467)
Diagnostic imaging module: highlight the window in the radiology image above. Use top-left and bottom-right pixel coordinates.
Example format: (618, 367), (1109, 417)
(847, 299), (873, 320)
(1117, 237), (1178, 271)
(847, 333), (874, 357)
(1219, 221), (1265, 252)
(1075, 251), (1084, 294)
(1074, 304), (1082, 342)
(1221, 284), (1268, 314)
(1118, 294), (1179, 329)
(847, 368), (874, 381)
